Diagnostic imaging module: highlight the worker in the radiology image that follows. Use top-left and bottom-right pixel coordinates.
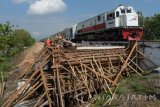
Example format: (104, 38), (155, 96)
(46, 38), (51, 47)
(56, 34), (63, 48)
(63, 41), (69, 48)
(52, 36), (57, 47)
(58, 34), (62, 40)
(58, 34), (62, 45)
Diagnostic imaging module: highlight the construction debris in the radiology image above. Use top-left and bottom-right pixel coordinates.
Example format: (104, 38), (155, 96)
(2, 42), (151, 107)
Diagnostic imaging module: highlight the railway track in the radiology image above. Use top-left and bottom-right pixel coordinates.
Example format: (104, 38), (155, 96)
(80, 40), (160, 46)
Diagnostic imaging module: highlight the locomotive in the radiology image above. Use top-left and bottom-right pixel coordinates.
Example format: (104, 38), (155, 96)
(61, 5), (143, 42)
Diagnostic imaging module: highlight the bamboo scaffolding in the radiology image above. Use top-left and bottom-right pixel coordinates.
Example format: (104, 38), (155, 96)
(2, 42), (148, 107)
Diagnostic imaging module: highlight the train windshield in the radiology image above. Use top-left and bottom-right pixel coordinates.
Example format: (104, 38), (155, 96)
(127, 8), (132, 13)
(120, 8), (132, 14)
(121, 9), (125, 14)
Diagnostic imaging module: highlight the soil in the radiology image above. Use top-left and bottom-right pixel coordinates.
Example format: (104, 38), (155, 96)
(3, 42), (44, 100)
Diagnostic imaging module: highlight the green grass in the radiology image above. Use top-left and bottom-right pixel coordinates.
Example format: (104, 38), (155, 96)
(93, 93), (113, 106)
(127, 74), (155, 94)
(0, 47), (23, 79)
(94, 98), (106, 106)
(0, 47), (24, 80)
(116, 85), (124, 95)
(0, 99), (2, 107)
(93, 72), (158, 106)
(0, 57), (11, 106)
(93, 85), (125, 106)
(0, 52), (20, 106)
(0, 56), (6, 62)
(131, 81), (154, 93)
(7, 47), (24, 57)
(0, 62), (11, 81)
(150, 74), (160, 79)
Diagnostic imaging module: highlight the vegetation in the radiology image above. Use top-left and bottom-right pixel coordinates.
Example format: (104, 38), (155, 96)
(0, 21), (35, 84)
(0, 22), (35, 105)
(138, 12), (160, 40)
(0, 22), (35, 55)
(93, 72), (159, 106)
(128, 74), (155, 93)
(93, 82), (125, 106)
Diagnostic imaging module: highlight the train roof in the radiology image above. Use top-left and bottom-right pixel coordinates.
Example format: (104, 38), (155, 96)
(77, 4), (132, 24)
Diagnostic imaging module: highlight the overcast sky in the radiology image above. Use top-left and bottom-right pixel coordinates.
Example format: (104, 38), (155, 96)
(0, 0), (160, 40)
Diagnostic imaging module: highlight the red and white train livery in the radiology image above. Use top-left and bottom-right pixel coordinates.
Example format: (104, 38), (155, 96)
(63, 5), (143, 41)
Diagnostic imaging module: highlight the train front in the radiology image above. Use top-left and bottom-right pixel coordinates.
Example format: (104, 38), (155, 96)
(117, 5), (143, 41)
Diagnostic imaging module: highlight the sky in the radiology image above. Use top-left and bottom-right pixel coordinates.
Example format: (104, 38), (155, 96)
(0, 0), (160, 40)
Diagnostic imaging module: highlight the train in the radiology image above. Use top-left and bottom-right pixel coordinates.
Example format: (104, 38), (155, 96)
(57, 5), (143, 42)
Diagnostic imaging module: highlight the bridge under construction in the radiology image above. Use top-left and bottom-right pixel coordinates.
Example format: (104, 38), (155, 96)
(2, 41), (154, 107)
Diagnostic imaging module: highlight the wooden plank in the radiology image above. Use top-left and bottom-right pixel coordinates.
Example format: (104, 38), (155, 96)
(112, 42), (138, 86)
(39, 63), (52, 107)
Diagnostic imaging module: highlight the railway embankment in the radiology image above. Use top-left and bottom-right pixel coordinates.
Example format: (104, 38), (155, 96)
(140, 42), (160, 68)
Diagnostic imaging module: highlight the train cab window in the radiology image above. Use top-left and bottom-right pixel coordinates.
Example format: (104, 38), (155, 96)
(121, 9), (125, 13)
(82, 25), (84, 28)
(127, 9), (132, 13)
(116, 11), (119, 17)
(98, 15), (101, 22)
(107, 13), (115, 20)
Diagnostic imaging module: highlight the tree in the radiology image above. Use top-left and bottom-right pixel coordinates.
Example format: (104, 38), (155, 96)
(0, 36), (9, 54)
(12, 29), (35, 47)
(0, 22), (13, 54)
(137, 11), (144, 27)
(0, 21), (13, 36)
(0, 22), (35, 55)
(143, 14), (160, 40)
